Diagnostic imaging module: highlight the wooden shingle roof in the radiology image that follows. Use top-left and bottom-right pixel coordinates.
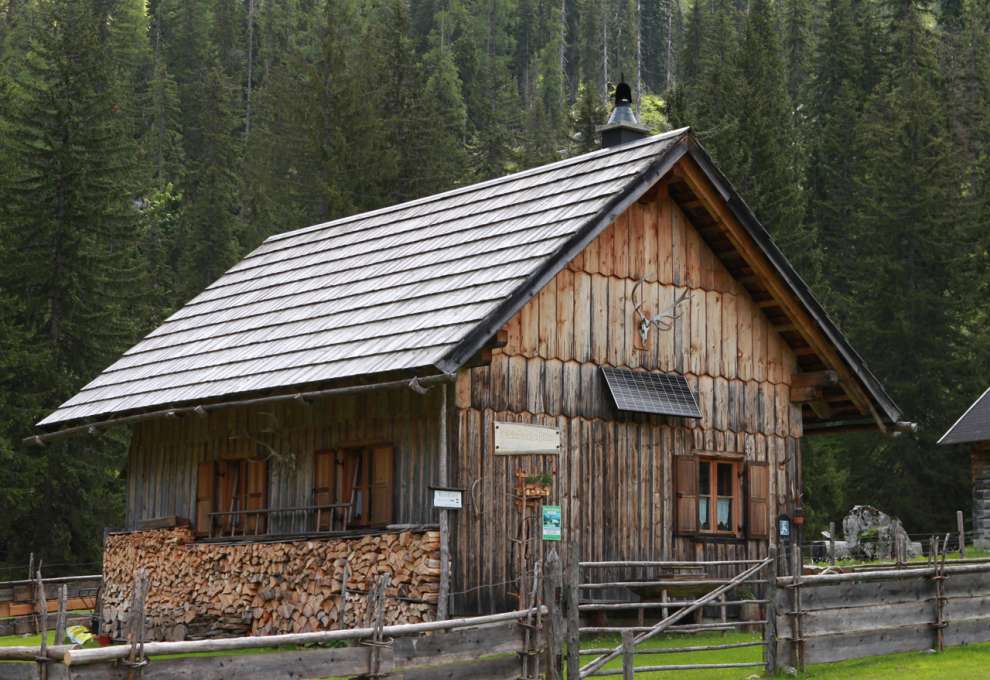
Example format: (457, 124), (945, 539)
(40, 130), (688, 426)
(38, 128), (905, 433)
(939, 388), (990, 445)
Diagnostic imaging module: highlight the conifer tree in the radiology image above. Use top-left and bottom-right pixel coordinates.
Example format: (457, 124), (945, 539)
(733, 0), (813, 279)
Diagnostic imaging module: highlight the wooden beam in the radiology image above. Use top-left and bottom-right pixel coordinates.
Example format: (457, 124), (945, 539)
(675, 156), (876, 419)
(790, 386), (823, 403)
(790, 370), (839, 390)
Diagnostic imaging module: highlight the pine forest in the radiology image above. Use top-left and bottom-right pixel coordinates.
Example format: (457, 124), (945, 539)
(0, 0), (988, 574)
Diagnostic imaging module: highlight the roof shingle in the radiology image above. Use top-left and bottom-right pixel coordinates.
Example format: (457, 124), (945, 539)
(39, 130), (687, 426)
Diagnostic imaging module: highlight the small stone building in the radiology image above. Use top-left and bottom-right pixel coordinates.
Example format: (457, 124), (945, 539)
(939, 387), (990, 550)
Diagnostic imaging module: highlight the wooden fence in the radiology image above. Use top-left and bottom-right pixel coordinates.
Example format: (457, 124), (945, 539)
(564, 542), (776, 678)
(774, 554), (990, 668)
(0, 575), (101, 636)
(0, 608), (544, 680)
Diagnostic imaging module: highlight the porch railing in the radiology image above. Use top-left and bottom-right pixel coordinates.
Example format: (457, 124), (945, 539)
(207, 503), (352, 538)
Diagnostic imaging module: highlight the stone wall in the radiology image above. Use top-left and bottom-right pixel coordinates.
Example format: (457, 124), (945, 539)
(974, 445), (990, 550)
(101, 528), (440, 641)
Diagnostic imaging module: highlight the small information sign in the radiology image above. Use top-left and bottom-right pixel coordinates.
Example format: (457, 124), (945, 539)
(542, 505), (562, 541)
(495, 422), (561, 455)
(431, 487), (463, 510)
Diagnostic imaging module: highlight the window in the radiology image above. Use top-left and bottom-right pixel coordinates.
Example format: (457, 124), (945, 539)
(195, 459), (268, 537)
(313, 446), (395, 530)
(675, 454), (769, 539)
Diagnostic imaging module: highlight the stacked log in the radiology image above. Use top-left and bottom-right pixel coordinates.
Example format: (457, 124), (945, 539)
(100, 528), (440, 641)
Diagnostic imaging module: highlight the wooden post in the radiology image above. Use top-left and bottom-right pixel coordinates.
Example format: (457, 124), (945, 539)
(828, 522), (836, 566)
(35, 569), (48, 680)
(764, 545), (778, 675)
(54, 584), (68, 646)
(437, 386), (451, 620)
(565, 540), (581, 680)
(542, 550), (563, 680)
(790, 541), (803, 671)
(126, 570), (147, 680)
(338, 558), (350, 630)
(621, 629), (635, 680)
(957, 511), (966, 558)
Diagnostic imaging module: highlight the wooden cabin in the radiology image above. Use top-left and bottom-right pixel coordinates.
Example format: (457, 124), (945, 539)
(939, 388), (990, 550)
(35, 87), (905, 639)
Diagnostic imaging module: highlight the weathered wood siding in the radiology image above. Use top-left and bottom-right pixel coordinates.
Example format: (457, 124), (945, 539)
(126, 388), (444, 532)
(452, 188), (802, 611)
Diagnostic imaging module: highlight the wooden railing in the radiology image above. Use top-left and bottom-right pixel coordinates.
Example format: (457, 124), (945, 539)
(207, 503), (352, 538)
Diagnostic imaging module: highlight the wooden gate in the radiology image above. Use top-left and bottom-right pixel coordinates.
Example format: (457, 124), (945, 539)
(563, 543), (778, 678)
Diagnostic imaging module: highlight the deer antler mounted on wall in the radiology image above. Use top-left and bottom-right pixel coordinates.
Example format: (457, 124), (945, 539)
(631, 278), (691, 346)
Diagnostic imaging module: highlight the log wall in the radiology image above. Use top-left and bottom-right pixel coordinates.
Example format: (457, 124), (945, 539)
(452, 190), (803, 612)
(100, 527), (440, 641)
(125, 387), (445, 532)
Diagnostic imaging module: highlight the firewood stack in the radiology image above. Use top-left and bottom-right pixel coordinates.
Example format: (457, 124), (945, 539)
(100, 528), (441, 641)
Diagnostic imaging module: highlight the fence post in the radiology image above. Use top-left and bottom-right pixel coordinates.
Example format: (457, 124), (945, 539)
(35, 569), (48, 680)
(125, 569), (148, 680)
(790, 541), (803, 672)
(764, 544), (778, 675)
(957, 511), (966, 558)
(543, 550), (563, 680)
(621, 629), (635, 680)
(828, 522), (836, 566)
(54, 584), (68, 646)
(565, 540), (580, 680)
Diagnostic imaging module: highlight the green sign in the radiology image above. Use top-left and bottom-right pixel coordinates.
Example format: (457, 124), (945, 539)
(542, 505), (561, 541)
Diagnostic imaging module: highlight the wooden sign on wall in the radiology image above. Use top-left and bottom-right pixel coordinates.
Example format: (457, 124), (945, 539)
(494, 422), (561, 455)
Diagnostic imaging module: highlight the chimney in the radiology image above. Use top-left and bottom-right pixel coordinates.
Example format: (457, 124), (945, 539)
(598, 76), (650, 149)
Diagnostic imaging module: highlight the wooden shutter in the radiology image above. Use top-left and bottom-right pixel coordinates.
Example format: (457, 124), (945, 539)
(674, 455), (698, 535)
(747, 462), (770, 539)
(369, 446), (395, 526)
(314, 450), (336, 530)
(342, 450), (365, 526)
(245, 460), (268, 534)
(195, 462), (215, 536)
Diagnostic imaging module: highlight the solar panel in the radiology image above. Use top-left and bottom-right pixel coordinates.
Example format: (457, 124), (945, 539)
(601, 367), (702, 418)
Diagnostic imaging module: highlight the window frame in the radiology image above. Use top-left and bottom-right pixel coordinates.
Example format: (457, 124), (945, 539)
(695, 454), (743, 537)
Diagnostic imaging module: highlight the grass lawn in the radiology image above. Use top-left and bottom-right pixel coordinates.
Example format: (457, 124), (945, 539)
(576, 631), (990, 679)
(811, 548), (990, 568)
(4, 630), (990, 678)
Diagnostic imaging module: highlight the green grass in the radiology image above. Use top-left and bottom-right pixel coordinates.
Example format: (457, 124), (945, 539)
(575, 631), (990, 679)
(811, 548), (990, 568)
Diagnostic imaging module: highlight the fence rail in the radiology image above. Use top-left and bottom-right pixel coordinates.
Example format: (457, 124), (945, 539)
(0, 574), (101, 636)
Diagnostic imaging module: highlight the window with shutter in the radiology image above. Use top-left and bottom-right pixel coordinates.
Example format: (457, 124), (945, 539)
(675, 455), (699, 534)
(747, 462), (770, 539)
(244, 460), (268, 534)
(679, 454), (746, 538)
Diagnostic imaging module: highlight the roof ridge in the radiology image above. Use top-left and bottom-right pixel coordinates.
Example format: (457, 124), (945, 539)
(264, 128), (690, 244)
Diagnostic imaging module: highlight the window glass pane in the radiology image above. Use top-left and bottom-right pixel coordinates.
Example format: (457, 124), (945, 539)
(717, 498), (732, 531)
(699, 461), (710, 492)
(699, 496), (710, 530)
(717, 463), (734, 496)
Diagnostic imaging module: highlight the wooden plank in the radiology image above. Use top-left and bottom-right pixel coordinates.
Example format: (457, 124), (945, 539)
(573, 272), (592, 363)
(706, 291), (722, 377)
(607, 277), (626, 367)
(689, 291), (706, 375)
(629, 204), (645, 281)
(400, 654), (522, 680)
(788, 624), (934, 666)
(591, 275), (609, 364)
(538, 279), (557, 358)
(721, 294), (737, 380)
(393, 621), (521, 667)
(794, 576), (937, 610)
(556, 270), (575, 362)
(520, 296), (539, 357)
(657, 286), (675, 371)
(658, 195), (674, 284)
(68, 647), (381, 679)
(783, 600), (936, 637)
(643, 199), (659, 282)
